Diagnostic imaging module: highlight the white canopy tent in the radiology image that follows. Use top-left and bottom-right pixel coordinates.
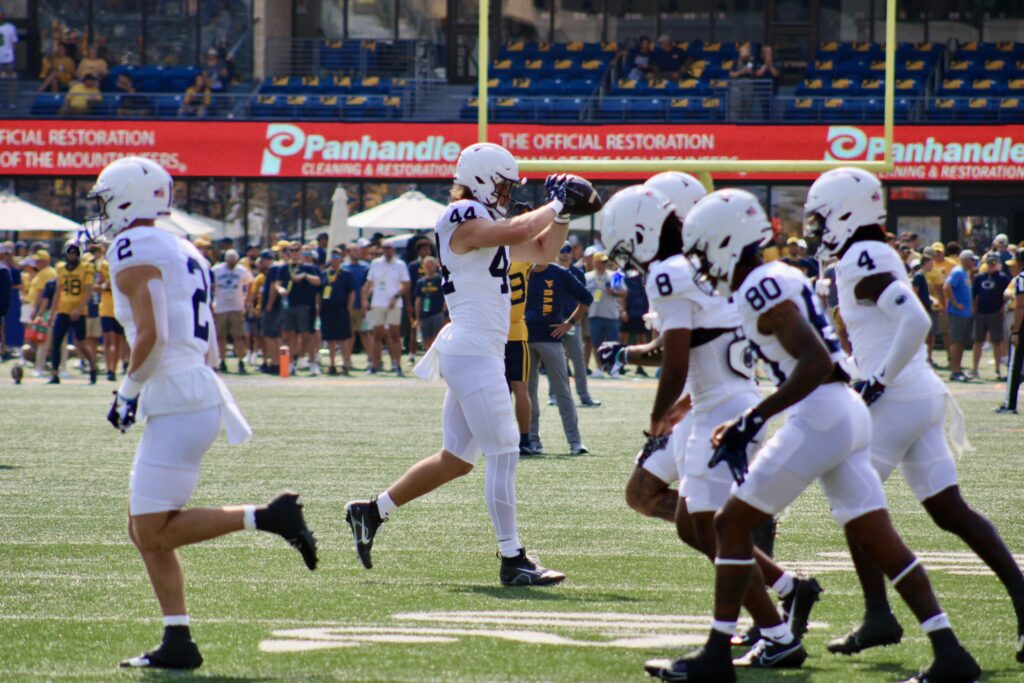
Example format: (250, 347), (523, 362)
(0, 194), (81, 233)
(346, 191), (446, 234)
(156, 209), (217, 238)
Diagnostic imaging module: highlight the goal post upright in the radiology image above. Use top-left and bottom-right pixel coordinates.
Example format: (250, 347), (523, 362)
(476, 0), (896, 176)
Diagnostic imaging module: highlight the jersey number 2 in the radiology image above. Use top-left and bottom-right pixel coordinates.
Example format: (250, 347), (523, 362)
(187, 257), (210, 341)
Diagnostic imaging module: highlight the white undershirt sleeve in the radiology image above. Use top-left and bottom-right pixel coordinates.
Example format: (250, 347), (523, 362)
(875, 280), (930, 384)
(118, 277), (169, 398)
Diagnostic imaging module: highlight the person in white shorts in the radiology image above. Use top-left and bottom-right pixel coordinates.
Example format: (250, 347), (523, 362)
(363, 243), (410, 375)
(344, 143), (583, 586)
(644, 188), (980, 683)
(601, 178), (821, 669)
(211, 248), (253, 374)
(807, 167), (1024, 663)
(83, 157), (317, 671)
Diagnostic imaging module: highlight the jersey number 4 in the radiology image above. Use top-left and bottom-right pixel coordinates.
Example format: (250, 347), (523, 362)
(187, 257), (211, 341)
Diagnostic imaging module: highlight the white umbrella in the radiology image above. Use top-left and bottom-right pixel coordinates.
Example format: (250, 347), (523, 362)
(347, 191), (446, 234)
(329, 184), (351, 246)
(0, 194), (81, 233)
(156, 208), (217, 238)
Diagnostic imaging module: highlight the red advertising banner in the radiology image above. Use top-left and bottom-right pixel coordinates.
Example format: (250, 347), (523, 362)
(1, 120), (1024, 181)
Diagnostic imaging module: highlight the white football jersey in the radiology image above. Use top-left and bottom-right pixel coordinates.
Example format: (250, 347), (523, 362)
(646, 255), (758, 412)
(430, 199), (511, 357)
(735, 260), (843, 387)
(108, 227), (245, 427)
(836, 239), (942, 398)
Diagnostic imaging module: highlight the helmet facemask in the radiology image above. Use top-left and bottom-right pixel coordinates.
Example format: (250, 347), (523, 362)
(80, 186), (115, 244)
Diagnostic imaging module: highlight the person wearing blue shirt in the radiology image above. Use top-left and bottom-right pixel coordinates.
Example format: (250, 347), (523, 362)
(320, 249), (355, 375)
(911, 255), (936, 366)
(343, 243), (371, 367)
(555, 244), (598, 405)
(0, 246), (12, 358)
(622, 268), (650, 376)
(652, 34), (688, 80)
(971, 253), (1012, 380)
(280, 248), (322, 374)
(944, 249), (976, 381)
(524, 262), (593, 455)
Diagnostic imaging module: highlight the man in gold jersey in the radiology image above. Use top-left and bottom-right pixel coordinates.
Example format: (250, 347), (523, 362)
(505, 261), (533, 455)
(96, 243), (127, 381)
(49, 241), (97, 384)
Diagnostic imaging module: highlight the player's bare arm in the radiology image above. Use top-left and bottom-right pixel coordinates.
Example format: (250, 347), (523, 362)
(649, 328), (692, 436)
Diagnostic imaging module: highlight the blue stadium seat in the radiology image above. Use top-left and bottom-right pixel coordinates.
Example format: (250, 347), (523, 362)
(598, 97), (631, 120)
(783, 97), (822, 122)
(134, 66), (166, 92)
(928, 97), (960, 121)
(31, 93), (64, 116)
(166, 66), (200, 93)
(156, 94), (182, 117)
(795, 78), (826, 96)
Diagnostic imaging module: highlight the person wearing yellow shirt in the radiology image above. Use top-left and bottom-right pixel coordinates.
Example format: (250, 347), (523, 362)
(48, 242), (97, 384)
(61, 73), (103, 115)
(505, 261), (533, 455)
(924, 242), (959, 361)
(245, 253), (270, 368)
(95, 248), (126, 381)
(28, 250), (56, 311)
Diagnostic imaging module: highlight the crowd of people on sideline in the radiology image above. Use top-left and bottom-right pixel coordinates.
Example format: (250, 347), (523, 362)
(2, 223), (1022, 411)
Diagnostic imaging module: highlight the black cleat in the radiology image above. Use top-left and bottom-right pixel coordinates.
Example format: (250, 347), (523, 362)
(644, 647), (736, 683)
(258, 492), (318, 570)
(106, 370), (116, 382)
(119, 639), (203, 670)
(827, 611), (903, 655)
(499, 548), (565, 587)
(1017, 632), (1024, 664)
(89, 367), (97, 385)
(899, 644), (981, 682)
(730, 625), (760, 648)
(996, 404), (1018, 414)
(733, 638), (807, 668)
(345, 498), (385, 569)
(781, 576), (822, 639)
(47, 375), (60, 384)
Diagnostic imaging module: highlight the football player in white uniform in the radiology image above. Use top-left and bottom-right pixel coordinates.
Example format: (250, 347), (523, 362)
(344, 143), (574, 586)
(84, 157), (317, 670)
(806, 167), (1024, 663)
(601, 179), (819, 670)
(645, 188), (980, 683)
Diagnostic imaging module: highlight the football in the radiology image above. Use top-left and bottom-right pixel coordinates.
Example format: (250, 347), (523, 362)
(561, 174), (604, 216)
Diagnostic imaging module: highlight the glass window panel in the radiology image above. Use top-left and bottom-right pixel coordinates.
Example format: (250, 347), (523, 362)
(398, 0), (446, 41)
(607, 0), (658, 44)
(765, 185), (806, 239)
(17, 178), (74, 223)
(711, 0), (763, 44)
(553, 0), (604, 42)
(895, 215), (942, 248)
(658, 0), (713, 44)
(36, 2), (89, 58)
(88, 3), (142, 66)
(348, 0), (396, 39)
(201, 0), (252, 82)
(957, 215), (1007, 254)
(772, 0), (809, 24)
(145, 0), (198, 67)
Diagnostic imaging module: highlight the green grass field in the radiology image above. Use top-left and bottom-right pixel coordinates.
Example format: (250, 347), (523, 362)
(1, 354), (1022, 682)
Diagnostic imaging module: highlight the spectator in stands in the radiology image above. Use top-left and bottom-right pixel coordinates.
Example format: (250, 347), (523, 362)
(729, 43), (758, 79)
(38, 43), (75, 92)
(525, 261), (592, 455)
(320, 248), (355, 375)
(652, 34), (688, 80)
(972, 253), (1012, 380)
(75, 45), (107, 82)
(0, 9), (17, 110)
(586, 252), (626, 378)
(945, 249), (976, 381)
(179, 73), (212, 117)
(413, 256), (445, 352)
(911, 254), (937, 366)
(624, 36), (655, 81)
(113, 72), (149, 117)
(754, 45), (781, 83)
(202, 47), (229, 93)
(60, 72), (101, 116)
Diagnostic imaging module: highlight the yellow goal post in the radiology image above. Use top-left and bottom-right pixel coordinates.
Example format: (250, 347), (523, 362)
(476, 0), (896, 179)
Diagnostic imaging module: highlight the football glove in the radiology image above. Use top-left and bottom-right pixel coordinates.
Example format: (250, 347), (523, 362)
(597, 341), (625, 375)
(853, 376), (886, 407)
(544, 174), (571, 222)
(708, 408), (766, 485)
(108, 391), (139, 433)
(636, 432), (670, 468)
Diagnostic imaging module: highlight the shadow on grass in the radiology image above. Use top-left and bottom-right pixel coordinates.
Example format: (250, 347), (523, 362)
(0, 464), (17, 470)
(140, 673), (273, 682)
(449, 584), (639, 603)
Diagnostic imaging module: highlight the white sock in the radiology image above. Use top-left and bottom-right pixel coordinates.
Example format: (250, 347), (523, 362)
(485, 451), (522, 558)
(771, 571), (796, 598)
(376, 492), (397, 518)
(711, 619), (737, 636)
(242, 504), (256, 530)
(920, 612), (951, 634)
(163, 615), (190, 627)
(760, 622), (795, 645)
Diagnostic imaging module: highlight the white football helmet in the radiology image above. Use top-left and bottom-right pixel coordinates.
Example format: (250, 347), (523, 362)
(682, 188), (772, 290)
(453, 142), (522, 217)
(81, 156), (173, 242)
(643, 171), (707, 222)
(600, 185), (674, 273)
(803, 167), (886, 259)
